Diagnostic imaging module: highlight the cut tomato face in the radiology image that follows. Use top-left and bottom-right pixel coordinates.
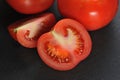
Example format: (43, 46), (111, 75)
(8, 13), (56, 48)
(58, 0), (119, 31)
(6, 0), (54, 14)
(37, 19), (92, 71)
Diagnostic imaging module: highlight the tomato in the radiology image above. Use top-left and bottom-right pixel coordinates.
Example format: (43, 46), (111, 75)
(8, 18), (30, 41)
(6, 0), (54, 14)
(58, 0), (119, 31)
(37, 19), (92, 71)
(8, 13), (56, 48)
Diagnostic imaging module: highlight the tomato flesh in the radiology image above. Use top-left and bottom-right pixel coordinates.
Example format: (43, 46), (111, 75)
(37, 19), (92, 71)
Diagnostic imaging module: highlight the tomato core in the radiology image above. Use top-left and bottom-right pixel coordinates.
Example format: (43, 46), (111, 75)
(45, 27), (85, 64)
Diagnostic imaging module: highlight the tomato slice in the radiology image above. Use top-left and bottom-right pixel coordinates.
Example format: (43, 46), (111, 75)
(8, 13), (56, 48)
(8, 18), (29, 41)
(37, 19), (92, 71)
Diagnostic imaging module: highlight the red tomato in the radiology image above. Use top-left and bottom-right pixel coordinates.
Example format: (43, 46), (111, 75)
(8, 13), (56, 48)
(6, 0), (54, 14)
(37, 19), (92, 71)
(58, 0), (119, 31)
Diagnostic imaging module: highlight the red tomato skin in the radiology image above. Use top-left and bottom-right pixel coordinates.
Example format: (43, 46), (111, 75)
(37, 19), (92, 71)
(8, 13), (56, 48)
(58, 0), (119, 31)
(6, 0), (54, 14)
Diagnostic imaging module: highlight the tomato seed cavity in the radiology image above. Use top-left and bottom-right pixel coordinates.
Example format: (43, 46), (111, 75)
(47, 44), (71, 63)
(24, 30), (38, 41)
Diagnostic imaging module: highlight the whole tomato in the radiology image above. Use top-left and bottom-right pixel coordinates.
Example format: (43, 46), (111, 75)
(6, 0), (54, 14)
(58, 0), (119, 31)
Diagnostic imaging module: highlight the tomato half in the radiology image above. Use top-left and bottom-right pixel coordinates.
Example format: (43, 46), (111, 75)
(6, 0), (54, 14)
(8, 13), (56, 48)
(37, 19), (92, 71)
(58, 0), (119, 31)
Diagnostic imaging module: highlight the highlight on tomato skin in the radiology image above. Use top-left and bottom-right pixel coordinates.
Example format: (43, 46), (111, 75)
(58, 0), (119, 31)
(8, 12), (56, 48)
(37, 18), (92, 71)
(6, 0), (54, 14)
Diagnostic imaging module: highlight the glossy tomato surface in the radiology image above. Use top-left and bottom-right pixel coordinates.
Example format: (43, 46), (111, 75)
(37, 19), (92, 71)
(8, 13), (56, 48)
(6, 0), (54, 14)
(58, 0), (119, 31)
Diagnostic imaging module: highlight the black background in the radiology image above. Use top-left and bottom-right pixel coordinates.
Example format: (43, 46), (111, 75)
(0, 0), (120, 80)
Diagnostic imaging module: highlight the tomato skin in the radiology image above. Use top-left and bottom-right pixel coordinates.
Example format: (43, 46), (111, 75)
(58, 0), (119, 31)
(8, 13), (56, 48)
(37, 19), (92, 71)
(6, 0), (54, 14)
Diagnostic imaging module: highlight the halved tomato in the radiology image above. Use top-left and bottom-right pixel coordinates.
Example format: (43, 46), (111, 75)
(37, 19), (92, 71)
(8, 13), (56, 48)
